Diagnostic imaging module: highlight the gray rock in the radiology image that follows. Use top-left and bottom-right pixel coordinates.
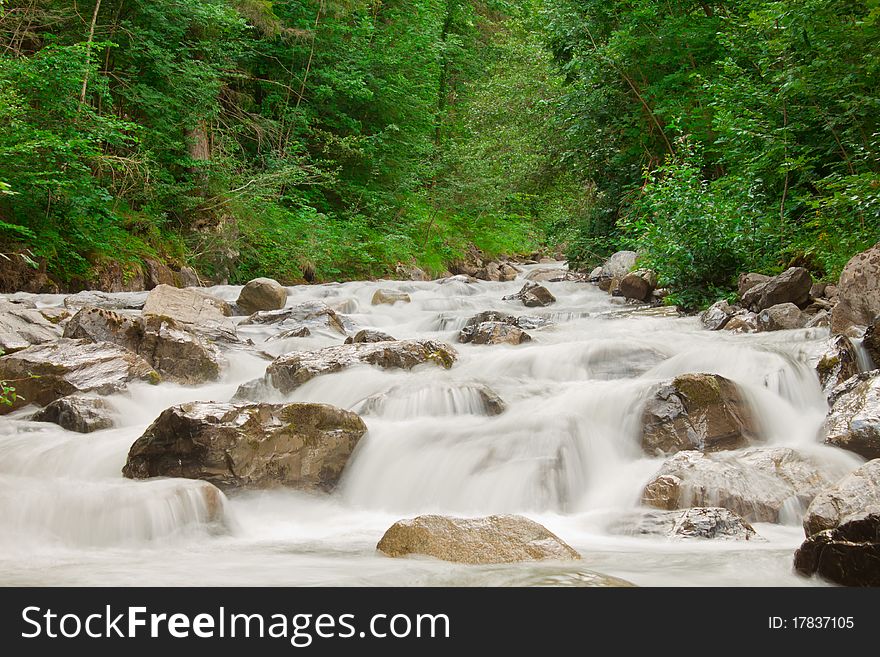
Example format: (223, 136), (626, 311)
(600, 251), (638, 279)
(63, 306), (141, 352)
(394, 264), (429, 281)
(236, 278), (287, 314)
(794, 511), (880, 586)
(803, 459), (880, 536)
(641, 447), (844, 523)
(831, 241), (880, 335)
(377, 514), (580, 564)
(143, 258), (177, 290)
(344, 329), (397, 344)
(701, 300), (737, 331)
(240, 301), (347, 335)
(741, 267), (813, 311)
(142, 285), (236, 343)
(503, 282), (556, 307)
(0, 300), (62, 354)
(63, 290), (147, 311)
(123, 402), (366, 491)
(31, 395), (115, 433)
(737, 273), (770, 298)
(823, 372), (880, 459)
(0, 339), (159, 413)
(722, 311), (759, 334)
(815, 335), (860, 398)
(177, 267), (201, 287)
(640, 373), (760, 456)
(863, 317), (880, 368)
(756, 302), (808, 331)
(459, 321), (532, 346)
(612, 507), (761, 541)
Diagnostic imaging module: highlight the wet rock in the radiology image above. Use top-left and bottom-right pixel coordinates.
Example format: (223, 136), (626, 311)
(355, 382), (506, 417)
(143, 258), (177, 290)
(641, 447), (842, 523)
(439, 274), (478, 285)
(863, 318), (880, 368)
(525, 268), (584, 283)
(31, 395), (115, 433)
(756, 303), (808, 331)
(63, 290), (147, 311)
(0, 300), (62, 354)
(823, 372), (880, 459)
(236, 278), (287, 314)
(600, 251), (638, 279)
(612, 507), (761, 541)
(803, 459), (880, 536)
(831, 241), (880, 335)
(498, 263), (519, 281)
(344, 329), (397, 344)
(266, 326), (312, 341)
(63, 306), (141, 352)
(815, 335), (860, 398)
(142, 284), (236, 343)
(794, 511), (880, 586)
(503, 282), (556, 307)
(0, 339), (159, 413)
(123, 402), (366, 491)
(240, 301), (346, 335)
(376, 514), (580, 564)
(806, 310), (831, 329)
(741, 267), (812, 311)
(618, 272), (652, 302)
(737, 273), (770, 298)
(459, 321), (532, 346)
(458, 311), (543, 343)
(236, 340), (458, 398)
(640, 373), (759, 456)
(371, 289), (411, 305)
(722, 312), (758, 334)
(701, 300), (737, 331)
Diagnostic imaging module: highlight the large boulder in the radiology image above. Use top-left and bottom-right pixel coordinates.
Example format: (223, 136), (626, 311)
(371, 289), (411, 306)
(741, 267), (812, 311)
(640, 373), (759, 456)
(63, 306), (224, 385)
(143, 258), (177, 290)
(641, 447), (843, 523)
(122, 402), (366, 491)
(600, 251), (638, 279)
(756, 302), (808, 331)
(142, 285), (236, 342)
(503, 282), (555, 307)
(344, 329), (397, 344)
(239, 301), (347, 335)
(831, 242), (880, 335)
(738, 273), (770, 298)
(0, 339), (159, 413)
(794, 511), (880, 586)
(31, 394), (115, 433)
(823, 372), (880, 459)
(0, 300), (61, 354)
(376, 514), (580, 564)
(235, 340), (458, 398)
(459, 321), (532, 346)
(803, 459), (880, 536)
(63, 290), (147, 311)
(236, 278), (287, 315)
(618, 272), (653, 302)
(815, 335), (860, 398)
(700, 300), (737, 331)
(612, 507), (760, 541)
(863, 317), (880, 368)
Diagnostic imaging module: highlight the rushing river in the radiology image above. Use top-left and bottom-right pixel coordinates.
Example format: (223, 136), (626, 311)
(0, 263), (863, 586)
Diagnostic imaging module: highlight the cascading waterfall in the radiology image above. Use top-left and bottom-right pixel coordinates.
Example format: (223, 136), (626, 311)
(0, 263), (864, 586)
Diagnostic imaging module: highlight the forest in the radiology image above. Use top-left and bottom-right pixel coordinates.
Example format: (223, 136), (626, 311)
(0, 0), (878, 306)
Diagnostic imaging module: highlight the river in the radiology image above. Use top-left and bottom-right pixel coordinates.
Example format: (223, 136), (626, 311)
(0, 262), (862, 586)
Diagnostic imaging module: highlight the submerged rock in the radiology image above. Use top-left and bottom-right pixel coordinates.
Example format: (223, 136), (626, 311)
(641, 447), (842, 523)
(831, 241), (880, 335)
(803, 459), (880, 536)
(0, 300), (62, 354)
(503, 282), (556, 307)
(794, 511), (880, 586)
(612, 507), (760, 541)
(741, 267), (812, 311)
(123, 402), (367, 491)
(31, 395), (115, 433)
(459, 321), (532, 346)
(823, 372), (880, 459)
(371, 289), (411, 305)
(236, 277), (287, 314)
(235, 340), (458, 398)
(355, 382), (506, 417)
(0, 339), (159, 413)
(376, 514), (581, 564)
(640, 373), (760, 456)
(240, 301), (347, 335)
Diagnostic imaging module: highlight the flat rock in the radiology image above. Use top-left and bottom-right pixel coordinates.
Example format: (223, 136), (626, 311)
(142, 284), (236, 342)
(459, 321), (531, 345)
(344, 329), (397, 344)
(240, 301), (347, 335)
(0, 300), (62, 354)
(63, 291), (147, 311)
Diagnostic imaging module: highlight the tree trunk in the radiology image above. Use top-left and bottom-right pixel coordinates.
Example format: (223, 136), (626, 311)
(79, 0), (102, 105)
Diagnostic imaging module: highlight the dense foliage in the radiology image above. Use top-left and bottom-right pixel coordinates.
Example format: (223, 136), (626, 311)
(0, 1), (877, 301)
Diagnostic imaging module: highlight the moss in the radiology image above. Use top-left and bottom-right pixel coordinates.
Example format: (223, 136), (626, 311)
(673, 373), (723, 407)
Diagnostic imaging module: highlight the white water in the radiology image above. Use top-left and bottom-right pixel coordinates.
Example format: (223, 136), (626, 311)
(0, 263), (865, 586)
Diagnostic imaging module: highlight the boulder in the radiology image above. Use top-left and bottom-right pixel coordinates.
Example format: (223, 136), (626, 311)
(394, 264), (429, 282)
(737, 273), (770, 298)
(371, 289), (411, 306)
(0, 339), (159, 413)
(236, 340), (458, 398)
(823, 372), (880, 459)
(503, 282), (556, 307)
(831, 242), (880, 335)
(810, 282), (828, 299)
(177, 266), (201, 287)
(803, 459), (880, 536)
(722, 311), (758, 334)
(815, 335), (860, 398)
(641, 447), (842, 523)
(240, 301), (346, 335)
(600, 251), (638, 279)
(122, 402), (367, 491)
(0, 300), (62, 354)
(143, 258), (177, 290)
(63, 290), (147, 311)
(618, 272), (652, 302)
(640, 374), (759, 456)
(498, 263), (519, 281)
(794, 511), (880, 586)
(701, 300), (737, 331)
(741, 267), (812, 311)
(376, 514), (580, 564)
(525, 268), (583, 283)
(458, 321), (532, 346)
(235, 278), (287, 314)
(863, 318), (880, 368)
(31, 395), (115, 433)
(612, 507), (760, 541)
(806, 310), (830, 329)
(756, 303), (808, 331)
(344, 329), (397, 344)
(63, 305), (141, 352)
(142, 284), (236, 343)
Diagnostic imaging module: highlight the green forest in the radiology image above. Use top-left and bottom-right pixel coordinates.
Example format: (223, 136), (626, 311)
(1, 0), (878, 305)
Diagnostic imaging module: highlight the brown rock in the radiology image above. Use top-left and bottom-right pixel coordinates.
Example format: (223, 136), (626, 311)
(756, 303), (808, 331)
(503, 282), (555, 307)
(863, 317), (880, 368)
(737, 273), (770, 298)
(344, 329), (397, 344)
(459, 321), (532, 345)
(803, 459), (880, 536)
(236, 278), (287, 314)
(31, 395), (115, 433)
(815, 335), (860, 398)
(371, 289), (411, 305)
(701, 300), (737, 331)
(143, 258), (177, 290)
(741, 267), (812, 311)
(618, 272), (652, 302)
(831, 242), (880, 335)
(794, 512), (880, 586)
